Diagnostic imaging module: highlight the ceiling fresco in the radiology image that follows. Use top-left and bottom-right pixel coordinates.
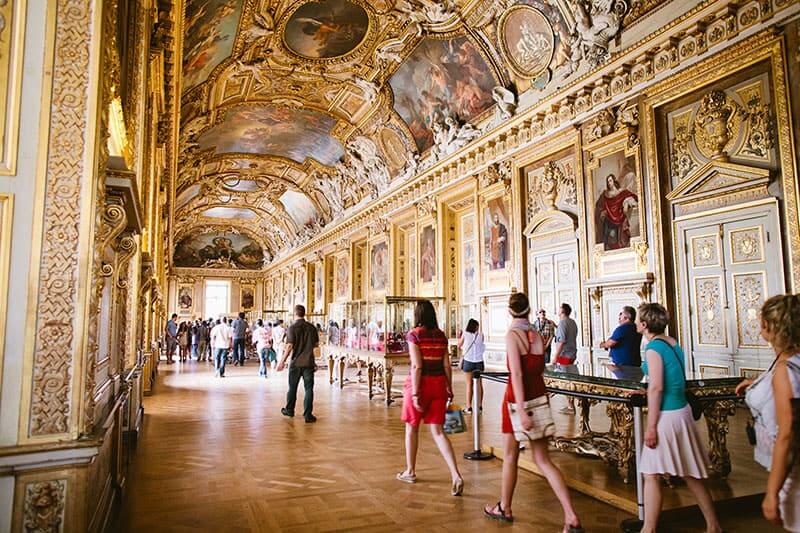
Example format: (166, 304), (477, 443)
(173, 0), (643, 270)
(196, 104), (345, 165)
(182, 0), (244, 93)
(284, 0), (370, 58)
(389, 37), (497, 152)
(173, 231), (265, 269)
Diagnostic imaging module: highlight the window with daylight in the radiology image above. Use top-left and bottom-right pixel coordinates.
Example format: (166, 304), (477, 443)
(204, 280), (230, 318)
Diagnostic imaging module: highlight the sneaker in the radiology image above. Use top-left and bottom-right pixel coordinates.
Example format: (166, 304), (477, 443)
(462, 407), (473, 414)
(281, 408), (294, 418)
(559, 406), (575, 414)
(305, 415), (317, 423)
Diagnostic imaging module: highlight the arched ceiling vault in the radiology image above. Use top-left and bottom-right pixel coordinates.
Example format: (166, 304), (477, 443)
(174, 0), (640, 269)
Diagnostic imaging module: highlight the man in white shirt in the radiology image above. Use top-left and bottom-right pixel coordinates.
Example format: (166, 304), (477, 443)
(210, 318), (232, 377)
(271, 320), (286, 370)
(252, 319), (272, 378)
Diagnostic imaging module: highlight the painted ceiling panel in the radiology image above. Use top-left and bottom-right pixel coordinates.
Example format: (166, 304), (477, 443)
(201, 206), (258, 219)
(183, 0), (244, 93)
(197, 104), (345, 166)
(279, 190), (318, 228)
(176, 184), (201, 208)
(390, 37), (496, 152)
(173, 231), (264, 269)
(284, 0), (369, 59)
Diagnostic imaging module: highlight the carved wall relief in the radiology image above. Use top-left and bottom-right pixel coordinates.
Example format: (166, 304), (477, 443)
(523, 146), (579, 220)
(23, 480), (66, 533)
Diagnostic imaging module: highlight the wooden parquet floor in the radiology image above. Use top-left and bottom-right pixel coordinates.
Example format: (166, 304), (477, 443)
(115, 360), (776, 532)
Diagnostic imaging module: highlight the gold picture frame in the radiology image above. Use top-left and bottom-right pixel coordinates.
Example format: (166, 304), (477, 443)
(0, 0), (26, 175)
(177, 283), (194, 316)
(497, 4), (555, 80)
(584, 129), (646, 277)
(478, 186), (514, 291)
(240, 283), (255, 311)
(334, 251), (351, 302)
(0, 194), (13, 401)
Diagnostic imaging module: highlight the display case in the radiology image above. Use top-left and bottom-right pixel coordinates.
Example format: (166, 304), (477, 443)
(382, 296), (446, 353)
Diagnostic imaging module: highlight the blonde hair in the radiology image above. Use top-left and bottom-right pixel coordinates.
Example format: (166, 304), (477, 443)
(760, 294), (800, 354)
(637, 302), (669, 334)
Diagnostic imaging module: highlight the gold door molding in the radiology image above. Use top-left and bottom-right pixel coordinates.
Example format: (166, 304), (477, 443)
(0, 0), (26, 175)
(0, 194), (13, 403)
(642, 31), (800, 304)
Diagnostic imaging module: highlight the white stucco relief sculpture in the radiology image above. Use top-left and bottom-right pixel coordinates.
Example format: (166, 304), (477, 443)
(556, 0), (629, 77)
(492, 86), (518, 119)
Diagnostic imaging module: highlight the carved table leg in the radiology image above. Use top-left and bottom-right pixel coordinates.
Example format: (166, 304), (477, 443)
(338, 356), (346, 389)
(384, 361), (394, 405)
(580, 398), (592, 434)
(328, 354), (335, 385)
(606, 402), (634, 482)
(367, 363), (375, 400)
(703, 399), (736, 477)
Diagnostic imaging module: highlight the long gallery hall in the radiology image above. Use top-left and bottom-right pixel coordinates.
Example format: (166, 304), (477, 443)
(1, 0), (799, 532)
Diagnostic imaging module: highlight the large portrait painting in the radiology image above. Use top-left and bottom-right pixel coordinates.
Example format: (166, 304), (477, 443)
(461, 214), (476, 302)
(314, 263), (324, 311)
(197, 104), (344, 166)
(182, 0), (243, 92)
(408, 233), (417, 296)
(240, 285), (255, 310)
(420, 225), (436, 284)
(284, 0), (369, 59)
(483, 196), (511, 271)
(173, 231), (264, 269)
(591, 150), (641, 251)
(177, 284), (194, 315)
(390, 37), (496, 152)
(370, 241), (388, 291)
(499, 5), (554, 79)
(335, 255), (349, 300)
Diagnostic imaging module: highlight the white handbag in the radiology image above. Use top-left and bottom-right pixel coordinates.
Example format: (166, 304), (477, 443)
(507, 395), (555, 441)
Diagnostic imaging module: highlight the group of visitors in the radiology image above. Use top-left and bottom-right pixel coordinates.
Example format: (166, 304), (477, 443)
(400, 293), (799, 532)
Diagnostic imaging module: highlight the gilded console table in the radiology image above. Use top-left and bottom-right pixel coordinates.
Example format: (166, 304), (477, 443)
(323, 345), (409, 405)
(483, 370), (741, 482)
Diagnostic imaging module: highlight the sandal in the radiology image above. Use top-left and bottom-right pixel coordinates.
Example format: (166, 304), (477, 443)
(396, 471), (417, 484)
(451, 478), (464, 496)
(484, 502), (513, 523)
(564, 526), (585, 533)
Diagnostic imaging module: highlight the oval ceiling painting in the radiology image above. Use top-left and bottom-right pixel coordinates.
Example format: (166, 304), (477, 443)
(284, 0), (369, 59)
(499, 5), (554, 79)
(174, 231), (265, 270)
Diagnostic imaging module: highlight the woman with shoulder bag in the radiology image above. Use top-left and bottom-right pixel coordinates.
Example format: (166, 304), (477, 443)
(636, 302), (721, 533)
(737, 294), (800, 531)
(457, 318), (485, 414)
(484, 292), (583, 532)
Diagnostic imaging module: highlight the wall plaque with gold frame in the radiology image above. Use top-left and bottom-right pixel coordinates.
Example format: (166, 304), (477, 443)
(584, 129), (646, 277)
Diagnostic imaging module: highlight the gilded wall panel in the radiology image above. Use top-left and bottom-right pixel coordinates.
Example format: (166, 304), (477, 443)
(0, 0), (26, 174)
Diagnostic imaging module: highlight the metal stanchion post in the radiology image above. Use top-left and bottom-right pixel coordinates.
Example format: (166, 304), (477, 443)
(621, 396), (646, 532)
(464, 373), (493, 461)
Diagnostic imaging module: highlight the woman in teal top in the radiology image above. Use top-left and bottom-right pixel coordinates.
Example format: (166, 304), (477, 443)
(636, 303), (721, 533)
(642, 339), (688, 411)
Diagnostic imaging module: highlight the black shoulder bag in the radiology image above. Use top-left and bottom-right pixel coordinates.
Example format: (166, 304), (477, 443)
(654, 339), (703, 420)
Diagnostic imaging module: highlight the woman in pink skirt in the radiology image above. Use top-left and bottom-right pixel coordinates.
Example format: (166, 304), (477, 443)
(636, 303), (721, 533)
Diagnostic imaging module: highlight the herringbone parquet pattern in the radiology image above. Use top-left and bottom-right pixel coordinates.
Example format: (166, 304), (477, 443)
(116, 360), (776, 532)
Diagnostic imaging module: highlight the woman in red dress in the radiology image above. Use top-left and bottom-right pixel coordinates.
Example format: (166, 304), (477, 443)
(397, 300), (464, 496)
(484, 293), (583, 532)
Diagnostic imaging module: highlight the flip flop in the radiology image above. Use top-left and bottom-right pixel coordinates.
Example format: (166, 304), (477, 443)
(484, 502), (513, 523)
(396, 472), (417, 484)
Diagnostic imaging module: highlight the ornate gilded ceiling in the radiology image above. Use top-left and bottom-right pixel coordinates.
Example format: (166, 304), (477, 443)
(175, 0), (652, 270)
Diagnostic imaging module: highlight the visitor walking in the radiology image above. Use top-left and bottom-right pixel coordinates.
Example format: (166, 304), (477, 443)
(178, 322), (189, 363)
(483, 292), (583, 531)
(457, 318), (484, 413)
(552, 303), (579, 413)
(272, 319), (286, 370)
(737, 294), (800, 531)
(396, 300), (464, 497)
(635, 302), (721, 533)
(195, 319), (208, 361)
(599, 305), (643, 381)
(532, 309), (556, 364)
(205, 318), (213, 361)
(232, 312), (249, 366)
(210, 318), (231, 378)
(164, 313), (178, 364)
(253, 319), (272, 378)
(278, 305), (320, 423)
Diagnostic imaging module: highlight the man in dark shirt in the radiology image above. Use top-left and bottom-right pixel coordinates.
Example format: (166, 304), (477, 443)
(232, 312), (249, 366)
(278, 304), (320, 423)
(600, 305), (643, 381)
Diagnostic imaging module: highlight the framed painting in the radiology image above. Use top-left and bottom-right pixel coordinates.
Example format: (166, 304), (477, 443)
(407, 232), (417, 296)
(314, 261), (324, 312)
(460, 213), (477, 303)
(419, 224), (437, 284)
(480, 190), (514, 289)
(283, 0), (370, 59)
(240, 284), (255, 311)
(177, 283), (194, 315)
(370, 240), (389, 292)
(498, 5), (555, 79)
(335, 253), (350, 301)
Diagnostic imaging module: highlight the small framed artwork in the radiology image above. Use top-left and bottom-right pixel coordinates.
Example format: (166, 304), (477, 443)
(314, 261), (324, 312)
(698, 364), (729, 378)
(739, 367), (765, 380)
(177, 283), (193, 315)
(240, 284), (255, 311)
(335, 252), (350, 301)
(419, 224), (436, 285)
